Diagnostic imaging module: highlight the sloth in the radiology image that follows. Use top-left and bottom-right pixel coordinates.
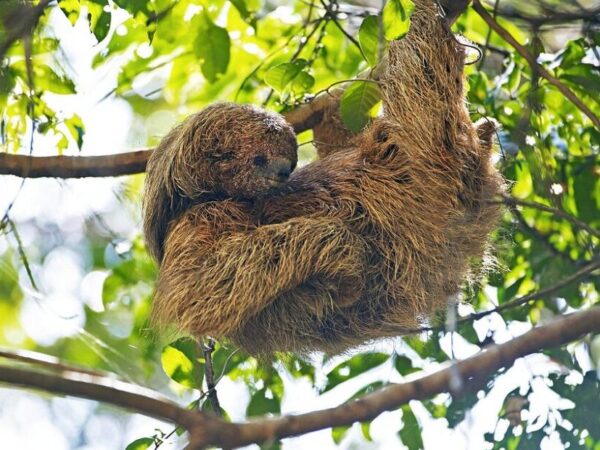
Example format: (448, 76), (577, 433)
(144, 102), (300, 264)
(143, 0), (504, 355)
(144, 103), (367, 341)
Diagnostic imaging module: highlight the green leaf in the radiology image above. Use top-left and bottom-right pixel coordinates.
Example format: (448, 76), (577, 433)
(291, 70), (315, 94)
(359, 15), (381, 66)
(398, 405), (423, 450)
(264, 60), (307, 93)
(58, 0), (81, 26)
(161, 337), (204, 389)
(332, 425), (351, 444)
(65, 114), (85, 150)
(394, 354), (418, 375)
(229, 0), (257, 28)
(13, 62), (76, 95)
(125, 437), (154, 450)
(382, 0), (413, 40)
(322, 352), (389, 393)
(361, 421), (373, 441)
(193, 14), (231, 83)
(113, 0), (152, 16)
(246, 387), (281, 416)
(340, 80), (382, 132)
(93, 10), (112, 43)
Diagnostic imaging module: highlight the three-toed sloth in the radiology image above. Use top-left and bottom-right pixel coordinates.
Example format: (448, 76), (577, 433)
(143, 0), (504, 356)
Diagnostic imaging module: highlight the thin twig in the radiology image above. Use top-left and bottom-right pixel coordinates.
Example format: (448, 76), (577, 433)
(472, 0), (600, 130)
(496, 195), (600, 239)
(467, 258), (600, 322)
(319, 0), (367, 61)
(391, 257), (600, 334)
(7, 220), (38, 290)
(0, 347), (106, 377)
(478, 0), (500, 69)
(202, 338), (222, 417)
(311, 77), (380, 98)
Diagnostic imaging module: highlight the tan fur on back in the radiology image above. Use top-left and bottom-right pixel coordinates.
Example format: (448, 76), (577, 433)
(144, 0), (505, 356)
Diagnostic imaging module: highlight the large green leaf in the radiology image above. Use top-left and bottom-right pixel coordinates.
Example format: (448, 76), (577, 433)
(264, 60), (308, 93)
(193, 13), (231, 83)
(125, 437), (154, 450)
(247, 387), (281, 416)
(161, 337), (204, 389)
(358, 15), (381, 67)
(398, 405), (424, 450)
(339, 80), (381, 132)
(382, 0), (413, 40)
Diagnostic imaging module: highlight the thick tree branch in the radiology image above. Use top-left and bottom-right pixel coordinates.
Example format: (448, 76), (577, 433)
(0, 150), (152, 178)
(472, 0), (600, 130)
(0, 100), (335, 179)
(1, 307), (600, 449)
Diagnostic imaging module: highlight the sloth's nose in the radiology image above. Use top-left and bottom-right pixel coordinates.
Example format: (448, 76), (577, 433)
(269, 157), (293, 181)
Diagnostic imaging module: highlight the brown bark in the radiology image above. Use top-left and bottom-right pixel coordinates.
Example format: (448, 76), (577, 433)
(1, 306), (599, 449)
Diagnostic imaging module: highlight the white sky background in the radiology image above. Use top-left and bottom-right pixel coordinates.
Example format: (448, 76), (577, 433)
(0, 4), (592, 450)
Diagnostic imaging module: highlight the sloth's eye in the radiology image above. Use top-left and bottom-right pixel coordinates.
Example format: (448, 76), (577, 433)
(253, 155), (268, 167)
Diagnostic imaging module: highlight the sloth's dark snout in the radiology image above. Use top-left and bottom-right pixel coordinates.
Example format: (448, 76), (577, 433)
(269, 157), (293, 181)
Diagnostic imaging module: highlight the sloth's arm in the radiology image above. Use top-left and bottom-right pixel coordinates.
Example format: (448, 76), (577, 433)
(312, 94), (356, 159)
(379, 0), (471, 150)
(153, 214), (365, 337)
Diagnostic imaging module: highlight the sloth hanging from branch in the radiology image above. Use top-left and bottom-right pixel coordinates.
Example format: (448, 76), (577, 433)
(143, 0), (505, 356)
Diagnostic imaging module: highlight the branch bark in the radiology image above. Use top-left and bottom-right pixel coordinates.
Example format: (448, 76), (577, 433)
(472, 0), (600, 130)
(1, 306), (600, 449)
(0, 150), (152, 178)
(0, 100), (335, 179)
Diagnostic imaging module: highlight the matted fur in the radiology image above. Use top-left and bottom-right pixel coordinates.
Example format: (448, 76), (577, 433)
(144, 0), (505, 355)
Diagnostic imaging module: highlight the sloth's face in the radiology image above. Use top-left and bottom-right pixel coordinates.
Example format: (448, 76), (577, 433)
(203, 111), (298, 199)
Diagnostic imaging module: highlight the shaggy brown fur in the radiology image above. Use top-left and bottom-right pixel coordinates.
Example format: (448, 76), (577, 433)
(312, 93), (357, 159)
(144, 0), (504, 355)
(144, 103), (298, 263)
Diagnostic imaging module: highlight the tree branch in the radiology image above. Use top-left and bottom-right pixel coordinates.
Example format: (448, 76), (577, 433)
(2, 307), (600, 449)
(0, 347), (106, 377)
(0, 0), (52, 58)
(496, 6), (600, 27)
(472, 0), (600, 130)
(466, 258), (600, 321)
(202, 338), (222, 417)
(4, 1), (599, 183)
(0, 150), (152, 178)
(0, 99), (337, 179)
(496, 195), (600, 239)
(389, 257), (600, 335)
